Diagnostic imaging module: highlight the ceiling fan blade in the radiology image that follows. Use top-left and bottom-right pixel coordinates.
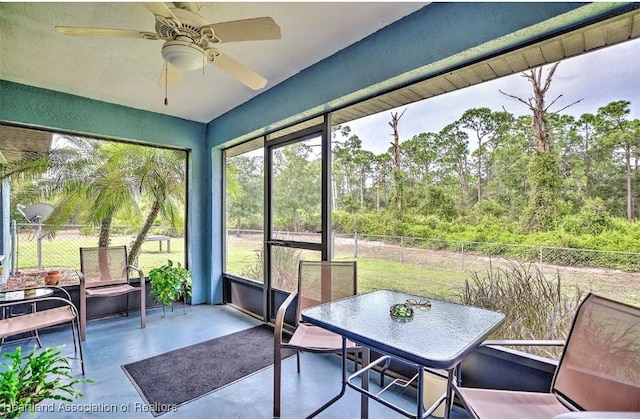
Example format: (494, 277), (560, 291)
(211, 53), (267, 90)
(55, 27), (157, 39)
(158, 62), (184, 87)
(144, 2), (178, 21)
(202, 17), (281, 43)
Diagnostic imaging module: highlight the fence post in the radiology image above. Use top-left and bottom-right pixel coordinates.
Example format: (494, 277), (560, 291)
(461, 241), (465, 271)
(539, 246), (543, 271)
(400, 236), (404, 264)
(35, 216), (43, 270)
(331, 232), (335, 260)
(10, 220), (17, 275)
(354, 232), (358, 259)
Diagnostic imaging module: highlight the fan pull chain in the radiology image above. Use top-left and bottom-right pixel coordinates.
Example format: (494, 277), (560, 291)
(164, 64), (169, 106)
(202, 50), (205, 76)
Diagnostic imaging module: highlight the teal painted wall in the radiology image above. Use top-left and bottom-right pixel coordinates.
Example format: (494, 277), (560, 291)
(0, 81), (204, 148)
(0, 81), (213, 304)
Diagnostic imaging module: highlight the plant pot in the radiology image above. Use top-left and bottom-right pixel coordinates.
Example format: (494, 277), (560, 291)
(45, 271), (60, 286)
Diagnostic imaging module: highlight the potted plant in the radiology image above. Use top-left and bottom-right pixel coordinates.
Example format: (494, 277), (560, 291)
(0, 345), (92, 418)
(148, 259), (192, 317)
(45, 270), (61, 285)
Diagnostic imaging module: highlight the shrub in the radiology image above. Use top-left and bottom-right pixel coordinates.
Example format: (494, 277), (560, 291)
(0, 346), (92, 418)
(241, 245), (301, 292)
(149, 260), (192, 316)
(561, 198), (612, 235)
(457, 261), (583, 359)
(471, 199), (506, 219)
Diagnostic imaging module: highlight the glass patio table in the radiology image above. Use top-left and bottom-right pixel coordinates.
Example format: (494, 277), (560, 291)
(0, 287), (54, 303)
(301, 289), (505, 419)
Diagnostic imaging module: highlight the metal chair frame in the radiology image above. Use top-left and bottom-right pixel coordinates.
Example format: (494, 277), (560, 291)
(273, 260), (361, 418)
(455, 293), (640, 418)
(77, 246), (145, 341)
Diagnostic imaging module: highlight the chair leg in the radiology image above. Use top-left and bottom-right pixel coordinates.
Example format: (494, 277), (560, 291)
(380, 356), (391, 387)
(80, 295), (87, 341)
(140, 291), (146, 329)
(70, 320), (78, 355)
(33, 329), (43, 348)
(274, 344), (282, 417)
(296, 351), (301, 373)
(73, 318), (86, 375)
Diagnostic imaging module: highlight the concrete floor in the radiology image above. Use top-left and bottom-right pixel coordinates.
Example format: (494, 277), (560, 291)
(1, 304), (469, 418)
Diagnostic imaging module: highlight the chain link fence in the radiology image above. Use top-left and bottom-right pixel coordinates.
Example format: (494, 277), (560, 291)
(7, 225), (639, 306)
(6, 223), (185, 287)
(224, 229), (640, 306)
(331, 233), (640, 306)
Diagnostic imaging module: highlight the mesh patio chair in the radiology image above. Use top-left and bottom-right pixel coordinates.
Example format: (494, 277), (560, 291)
(273, 260), (362, 418)
(456, 293), (640, 418)
(76, 246), (145, 341)
(0, 286), (85, 374)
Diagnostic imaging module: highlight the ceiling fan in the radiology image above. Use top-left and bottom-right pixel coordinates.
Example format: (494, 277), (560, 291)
(55, 2), (281, 90)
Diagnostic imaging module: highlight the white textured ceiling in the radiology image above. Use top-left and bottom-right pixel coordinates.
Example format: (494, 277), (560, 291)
(0, 2), (427, 123)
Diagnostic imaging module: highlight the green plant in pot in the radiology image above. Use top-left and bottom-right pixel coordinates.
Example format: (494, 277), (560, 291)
(0, 345), (93, 418)
(149, 259), (192, 317)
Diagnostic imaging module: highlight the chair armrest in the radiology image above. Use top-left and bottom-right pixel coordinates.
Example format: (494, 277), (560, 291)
(43, 285), (73, 301)
(76, 270), (86, 291)
(482, 340), (565, 347)
(553, 413), (640, 419)
(274, 292), (298, 348)
(127, 265), (144, 281)
(127, 265), (146, 294)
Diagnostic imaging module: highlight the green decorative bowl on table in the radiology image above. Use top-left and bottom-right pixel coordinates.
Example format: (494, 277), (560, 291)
(389, 303), (414, 320)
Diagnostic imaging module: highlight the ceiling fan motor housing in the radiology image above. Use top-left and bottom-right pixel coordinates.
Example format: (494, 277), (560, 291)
(162, 40), (205, 71)
(157, 8), (213, 71)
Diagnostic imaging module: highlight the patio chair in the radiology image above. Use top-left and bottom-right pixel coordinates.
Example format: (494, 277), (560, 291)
(456, 293), (640, 418)
(76, 246), (145, 341)
(273, 260), (361, 418)
(0, 286), (85, 374)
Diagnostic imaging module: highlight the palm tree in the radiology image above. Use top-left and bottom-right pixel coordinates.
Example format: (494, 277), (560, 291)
(106, 144), (185, 266)
(2, 136), (103, 231)
(3, 138), (185, 265)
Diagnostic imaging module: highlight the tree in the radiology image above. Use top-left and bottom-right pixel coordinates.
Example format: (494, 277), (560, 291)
(2, 139), (186, 262)
(372, 152), (392, 212)
(105, 144), (186, 266)
(459, 108), (512, 201)
(484, 116), (531, 220)
(333, 133), (366, 212)
(226, 155), (263, 230)
(388, 109), (406, 211)
(400, 132), (438, 185)
(596, 101), (640, 220)
(3, 137), (118, 244)
(272, 143), (321, 231)
(574, 113), (599, 199)
(501, 62), (580, 232)
(437, 123), (470, 207)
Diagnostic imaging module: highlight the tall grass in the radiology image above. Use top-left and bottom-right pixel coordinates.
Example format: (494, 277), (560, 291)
(458, 261), (583, 358)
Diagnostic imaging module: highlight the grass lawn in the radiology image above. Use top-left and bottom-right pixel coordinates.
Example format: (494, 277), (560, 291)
(13, 233), (185, 278)
(9, 232), (640, 307)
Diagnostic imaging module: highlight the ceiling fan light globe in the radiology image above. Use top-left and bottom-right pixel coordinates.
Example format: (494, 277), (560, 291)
(161, 42), (205, 72)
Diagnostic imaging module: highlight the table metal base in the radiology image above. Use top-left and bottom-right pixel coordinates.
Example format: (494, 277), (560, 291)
(306, 339), (456, 419)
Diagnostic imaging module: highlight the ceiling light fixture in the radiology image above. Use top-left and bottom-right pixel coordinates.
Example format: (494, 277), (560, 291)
(161, 40), (205, 71)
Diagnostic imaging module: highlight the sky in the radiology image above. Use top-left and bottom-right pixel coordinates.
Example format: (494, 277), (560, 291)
(347, 37), (640, 154)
